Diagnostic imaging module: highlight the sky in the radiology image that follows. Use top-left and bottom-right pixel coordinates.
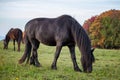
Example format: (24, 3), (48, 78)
(0, 0), (120, 37)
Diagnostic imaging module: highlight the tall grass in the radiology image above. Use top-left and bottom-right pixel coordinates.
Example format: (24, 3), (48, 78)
(0, 41), (120, 80)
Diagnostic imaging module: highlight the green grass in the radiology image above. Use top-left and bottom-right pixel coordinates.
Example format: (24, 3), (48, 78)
(0, 41), (120, 80)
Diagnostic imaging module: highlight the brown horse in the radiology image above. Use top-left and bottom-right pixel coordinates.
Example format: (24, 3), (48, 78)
(3, 28), (23, 51)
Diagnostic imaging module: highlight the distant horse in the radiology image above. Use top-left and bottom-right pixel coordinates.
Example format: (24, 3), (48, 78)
(19, 15), (95, 73)
(4, 28), (23, 51)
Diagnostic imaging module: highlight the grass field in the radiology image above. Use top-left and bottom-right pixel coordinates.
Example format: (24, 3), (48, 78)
(0, 41), (120, 80)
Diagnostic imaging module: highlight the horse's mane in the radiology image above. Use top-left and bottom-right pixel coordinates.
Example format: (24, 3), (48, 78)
(55, 15), (91, 54)
(6, 28), (13, 36)
(69, 16), (91, 55)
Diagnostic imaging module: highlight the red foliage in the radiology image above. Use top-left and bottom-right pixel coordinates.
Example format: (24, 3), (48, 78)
(83, 16), (97, 33)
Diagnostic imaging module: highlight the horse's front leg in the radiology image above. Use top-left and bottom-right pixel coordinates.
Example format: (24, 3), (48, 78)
(68, 45), (82, 72)
(13, 40), (15, 51)
(51, 42), (62, 70)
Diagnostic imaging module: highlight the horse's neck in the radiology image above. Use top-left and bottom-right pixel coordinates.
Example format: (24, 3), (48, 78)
(5, 35), (10, 42)
(71, 24), (91, 55)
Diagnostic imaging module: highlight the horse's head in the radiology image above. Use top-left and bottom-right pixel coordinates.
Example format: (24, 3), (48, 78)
(87, 48), (95, 73)
(3, 39), (8, 49)
(81, 48), (95, 73)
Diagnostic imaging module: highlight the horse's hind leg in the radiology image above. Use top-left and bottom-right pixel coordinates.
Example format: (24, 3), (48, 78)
(68, 45), (82, 72)
(17, 35), (22, 51)
(13, 40), (15, 51)
(17, 41), (20, 51)
(30, 39), (41, 67)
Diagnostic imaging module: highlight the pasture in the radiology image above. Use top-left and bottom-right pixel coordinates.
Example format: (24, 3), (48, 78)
(0, 41), (120, 80)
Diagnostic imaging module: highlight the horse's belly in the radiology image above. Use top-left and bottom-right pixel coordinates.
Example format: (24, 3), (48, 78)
(37, 37), (56, 46)
(41, 40), (56, 46)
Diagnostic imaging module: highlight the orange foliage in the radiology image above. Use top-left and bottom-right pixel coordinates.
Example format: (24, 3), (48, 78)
(83, 9), (120, 49)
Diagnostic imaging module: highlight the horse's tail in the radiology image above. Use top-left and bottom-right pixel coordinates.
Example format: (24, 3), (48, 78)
(22, 31), (25, 44)
(19, 35), (32, 64)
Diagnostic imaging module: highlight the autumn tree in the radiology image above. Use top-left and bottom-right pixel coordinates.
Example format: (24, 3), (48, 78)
(83, 9), (120, 49)
(83, 16), (97, 34)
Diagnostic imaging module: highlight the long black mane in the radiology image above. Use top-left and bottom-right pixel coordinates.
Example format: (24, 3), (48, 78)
(56, 15), (93, 56)
(64, 15), (95, 64)
(19, 15), (95, 73)
(71, 17), (92, 53)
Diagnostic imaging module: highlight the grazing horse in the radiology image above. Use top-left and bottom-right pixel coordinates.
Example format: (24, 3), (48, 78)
(3, 28), (23, 51)
(19, 15), (95, 73)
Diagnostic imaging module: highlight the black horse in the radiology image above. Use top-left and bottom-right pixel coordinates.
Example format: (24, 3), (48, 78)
(4, 28), (23, 51)
(19, 15), (95, 73)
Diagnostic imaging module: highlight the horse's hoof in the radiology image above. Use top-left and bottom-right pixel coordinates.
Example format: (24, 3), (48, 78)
(51, 65), (57, 70)
(17, 50), (20, 52)
(30, 61), (35, 65)
(30, 58), (35, 65)
(35, 63), (42, 67)
(18, 59), (23, 64)
(74, 68), (82, 72)
(83, 70), (92, 73)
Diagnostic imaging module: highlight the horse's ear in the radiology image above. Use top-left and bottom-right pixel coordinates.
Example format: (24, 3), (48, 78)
(91, 48), (95, 52)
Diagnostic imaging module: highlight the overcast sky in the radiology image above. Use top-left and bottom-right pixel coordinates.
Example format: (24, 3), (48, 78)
(0, 0), (120, 36)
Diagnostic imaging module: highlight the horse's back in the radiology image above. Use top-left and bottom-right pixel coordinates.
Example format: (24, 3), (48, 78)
(7, 28), (22, 40)
(24, 15), (75, 46)
(13, 28), (22, 38)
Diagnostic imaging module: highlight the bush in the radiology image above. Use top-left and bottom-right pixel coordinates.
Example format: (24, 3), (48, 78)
(83, 9), (120, 49)
(100, 17), (120, 48)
